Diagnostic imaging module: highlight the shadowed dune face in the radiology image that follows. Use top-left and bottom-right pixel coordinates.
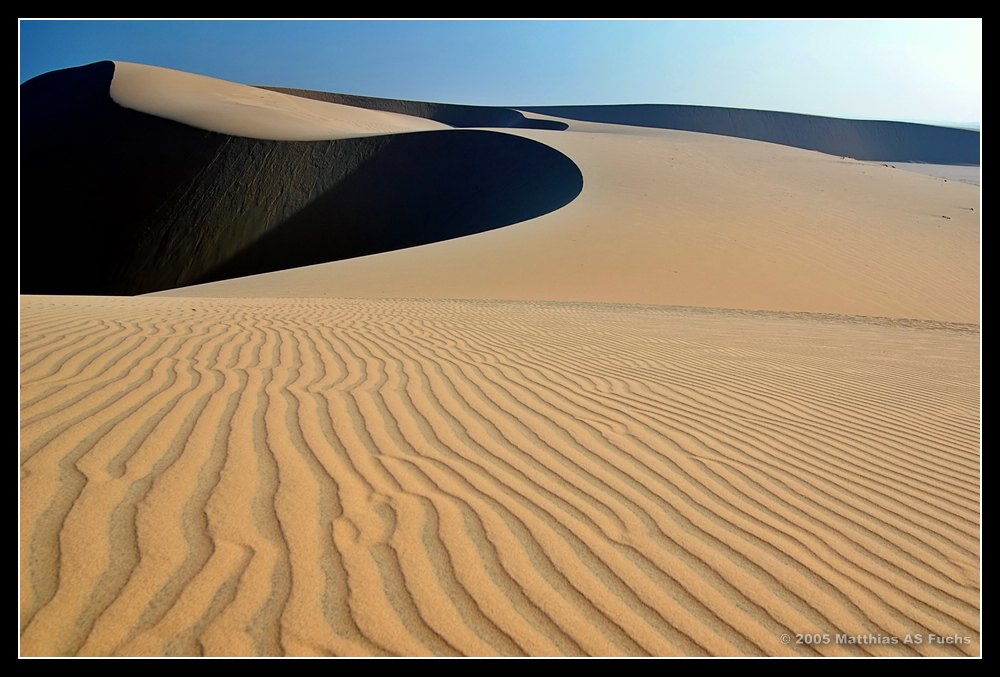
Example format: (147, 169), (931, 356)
(197, 131), (582, 285)
(266, 87), (569, 131)
(19, 63), (582, 296)
(525, 105), (980, 164)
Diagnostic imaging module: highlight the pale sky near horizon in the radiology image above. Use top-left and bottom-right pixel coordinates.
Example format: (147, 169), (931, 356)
(18, 19), (982, 125)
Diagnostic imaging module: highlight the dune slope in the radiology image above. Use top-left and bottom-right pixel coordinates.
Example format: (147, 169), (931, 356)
(20, 296), (979, 656)
(169, 124), (979, 324)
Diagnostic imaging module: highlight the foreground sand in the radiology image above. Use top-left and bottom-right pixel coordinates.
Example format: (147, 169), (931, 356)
(20, 295), (979, 656)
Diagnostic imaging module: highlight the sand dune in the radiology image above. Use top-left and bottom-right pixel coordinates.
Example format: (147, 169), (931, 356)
(523, 104), (980, 164)
(20, 63), (581, 296)
(20, 64), (978, 319)
(19, 296), (978, 656)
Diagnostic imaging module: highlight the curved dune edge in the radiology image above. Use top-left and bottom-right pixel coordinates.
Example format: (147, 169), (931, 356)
(266, 86), (569, 131)
(20, 296), (979, 656)
(193, 130), (583, 286)
(110, 61), (447, 140)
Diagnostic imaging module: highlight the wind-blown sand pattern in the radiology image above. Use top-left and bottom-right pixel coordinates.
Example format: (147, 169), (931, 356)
(20, 296), (979, 656)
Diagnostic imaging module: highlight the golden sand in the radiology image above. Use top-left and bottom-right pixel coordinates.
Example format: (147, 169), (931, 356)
(21, 297), (979, 656)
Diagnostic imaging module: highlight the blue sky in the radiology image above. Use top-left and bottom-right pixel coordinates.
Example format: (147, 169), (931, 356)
(19, 19), (981, 124)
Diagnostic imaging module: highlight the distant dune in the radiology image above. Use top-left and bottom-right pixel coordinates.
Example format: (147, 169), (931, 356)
(523, 104), (980, 164)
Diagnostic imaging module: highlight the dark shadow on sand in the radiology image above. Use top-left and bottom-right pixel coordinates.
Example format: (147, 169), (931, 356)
(196, 131), (582, 284)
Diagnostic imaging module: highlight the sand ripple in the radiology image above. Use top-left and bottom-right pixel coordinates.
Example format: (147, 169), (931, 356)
(20, 297), (979, 656)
